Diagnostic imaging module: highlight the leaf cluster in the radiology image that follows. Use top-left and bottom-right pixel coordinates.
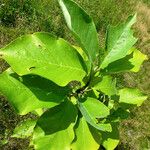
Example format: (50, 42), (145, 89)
(0, 0), (148, 150)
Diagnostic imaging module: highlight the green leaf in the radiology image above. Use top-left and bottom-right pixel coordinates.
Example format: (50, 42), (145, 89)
(102, 48), (148, 73)
(78, 97), (111, 132)
(73, 45), (88, 61)
(12, 119), (37, 138)
(59, 0), (100, 63)
(108, 108), (130, 122)
(33, 109), (44, 116)
(73, 45), (91, 74)
(129, 49), (148, 72)
(101, 14), (137, 69)
(119, 88), (147, 106)
(0, 32), (86, 86)
(32, 101), (77, 150)
(71, 116), (99, 150)
(93, 76), (117, 96)
(0, 69), (69, 115)
(102, 123), (119, 150)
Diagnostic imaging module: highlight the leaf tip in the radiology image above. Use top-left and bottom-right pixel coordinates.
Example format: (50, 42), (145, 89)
(58, 0), (72, 29)
(128, 13), (137, 25)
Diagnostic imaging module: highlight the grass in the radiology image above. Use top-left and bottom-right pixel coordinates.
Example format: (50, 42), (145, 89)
(0, 0), (150, 149)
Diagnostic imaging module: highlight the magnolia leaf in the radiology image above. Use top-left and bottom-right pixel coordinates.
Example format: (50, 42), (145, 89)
(59, 0), (100, 63)
(103, 48), (148, 73)
(108, 99), (116, 110)
(12, 119), (37, 138)
(0, 32), (86, 86)
(33, 126), (75, 150)
(78, 97), (111, 132)
(102, 123), (119, 150)
(73, 45), (88, 61)
(33, 109), (44, 116)
(108, 108), (130, 122)
(119, 88), (147, 106)
(36, 101), (77, 134)
(93, 76), (117, 96)
(71, 116), (99, 150)
(92, 89), (100, 98)
(0, 69), (69, 115)
(73, 45), (91, 74)
(101, 14), (137, 69)
(32, 101), (77, 150)
(130, 49), (148, 72)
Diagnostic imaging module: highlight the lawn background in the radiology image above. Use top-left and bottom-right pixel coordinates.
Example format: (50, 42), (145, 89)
(0, 0), (150, 149)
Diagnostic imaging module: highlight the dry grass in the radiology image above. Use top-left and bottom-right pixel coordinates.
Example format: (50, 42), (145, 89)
(119, 1), (150, 149)
(124, 1), (150, 94)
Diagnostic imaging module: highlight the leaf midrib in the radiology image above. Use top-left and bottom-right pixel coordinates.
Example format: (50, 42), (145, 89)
(12, 54), (85, 73)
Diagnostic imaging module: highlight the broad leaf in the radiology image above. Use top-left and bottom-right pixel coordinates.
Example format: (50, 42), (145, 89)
(73, 45), (91, 74)
(32, 101), (77, 150)
(102, 123), (119, 150)
(93, 76), (117, 96)
(78, 97), (111, 132)
(129, 49), (148, 72)
(59, 0), (100, 63)
(71, 116), (99, 150)
(119, 88), (147, 106)
(73, 45), (88, 61)
(0, 32), (86, 86)
(12, 119), (37, 138)
(108, 108), (130, 122)
(33, 109), (44, 116)
(33, 126), (75, 150)
(101, 14), (137, 69)
(0, 69), (69, 115)
(103, 48), (148, 73)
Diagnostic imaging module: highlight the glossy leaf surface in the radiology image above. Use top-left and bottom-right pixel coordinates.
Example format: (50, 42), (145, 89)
(59, 0), (100, 63)
(93, 76), (117, 96)
(102, 123), (119, 150)
(71, 116), (99, 150)
(101, 15), (137, 69)
(103, 48), (148, 73)
(129, 48), (148, 72)
(73, 45), (91, 74)
(78, 97), (111, 132)
(0, 69), (69, 115)
(33, 101), (77, 150)
(0, 32), (86, 86)
(119, 88), (147, 106)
